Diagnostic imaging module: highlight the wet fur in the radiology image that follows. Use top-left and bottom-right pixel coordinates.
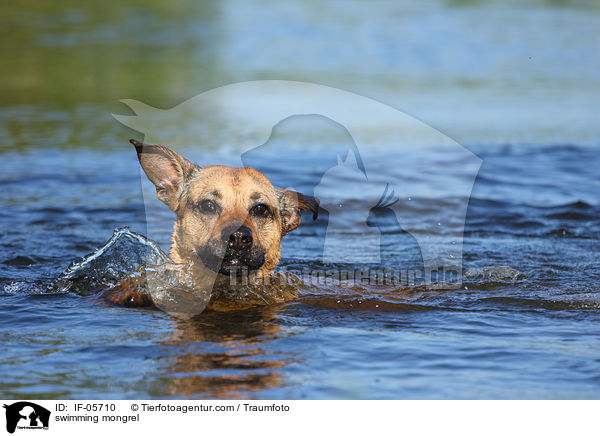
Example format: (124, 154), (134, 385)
(105, 139), (318, 308)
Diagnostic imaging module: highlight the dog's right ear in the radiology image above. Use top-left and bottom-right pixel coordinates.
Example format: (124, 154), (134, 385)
(130, 139), (196, 211)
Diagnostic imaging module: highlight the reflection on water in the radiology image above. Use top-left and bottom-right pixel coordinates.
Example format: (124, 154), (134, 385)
(1, 143), (599, 398)
(1, 144), (600, 399)
(1, 0), (599, 148)
(1, 0), (599, 399)
(163, 307), (286, 399)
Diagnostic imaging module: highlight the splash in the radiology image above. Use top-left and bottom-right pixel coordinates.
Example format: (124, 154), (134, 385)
(50, 227), (211, 318)
(463, 266), (522, 281)
(5, 227), (534, 318)
(54, 227), (168, 293)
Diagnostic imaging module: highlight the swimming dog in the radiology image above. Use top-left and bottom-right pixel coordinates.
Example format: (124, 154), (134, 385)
(105, 139), (318, 308)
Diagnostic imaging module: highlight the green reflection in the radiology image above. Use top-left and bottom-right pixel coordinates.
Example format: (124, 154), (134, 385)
(0, 0), (221, 107)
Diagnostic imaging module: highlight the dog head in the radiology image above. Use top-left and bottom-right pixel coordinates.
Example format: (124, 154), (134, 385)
(131, 139), (318, 276)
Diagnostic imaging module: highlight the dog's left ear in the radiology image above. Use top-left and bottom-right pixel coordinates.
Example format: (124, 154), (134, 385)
(130, 139), (196, 211)
(277, 189), (319, 236)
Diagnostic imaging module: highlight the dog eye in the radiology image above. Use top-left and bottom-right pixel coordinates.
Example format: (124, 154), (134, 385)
(199, 199), (217, 214)
(250, 203), (271, 217)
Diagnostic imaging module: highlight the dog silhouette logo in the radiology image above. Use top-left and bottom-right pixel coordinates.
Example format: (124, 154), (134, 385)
(314, 150), (383, 264)
(114, 80), (482, 298)
(3, 402), (50, 433)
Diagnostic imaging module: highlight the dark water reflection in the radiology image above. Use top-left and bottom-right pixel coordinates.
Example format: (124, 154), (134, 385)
(1, 143), (599, 399)
(1, 0), (600, 399)
(163, 307), (288, 399)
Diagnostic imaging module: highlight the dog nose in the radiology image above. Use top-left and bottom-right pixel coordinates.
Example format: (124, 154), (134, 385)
(222, 226), (253, 251)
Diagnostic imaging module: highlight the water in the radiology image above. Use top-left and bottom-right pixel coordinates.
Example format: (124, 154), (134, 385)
(1, 0), (599, 399)
(1, 144), (598, 399)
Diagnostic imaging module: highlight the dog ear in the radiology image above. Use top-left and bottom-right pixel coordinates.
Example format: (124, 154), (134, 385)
(130, 139), (196, 211)
(277, 189), (319, 236)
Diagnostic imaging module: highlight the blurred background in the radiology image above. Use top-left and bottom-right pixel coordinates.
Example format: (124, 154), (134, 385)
(1, 0), (599, 400)
(1, 0), (598, 150)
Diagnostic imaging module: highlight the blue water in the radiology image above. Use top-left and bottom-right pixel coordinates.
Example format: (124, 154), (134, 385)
(1, 143), (599, 399)
(1, 0), (599, 399)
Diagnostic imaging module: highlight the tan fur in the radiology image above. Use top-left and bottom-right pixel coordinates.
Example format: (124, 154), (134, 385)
(130, 139), (318, 291)
(170, 166), (284, 275)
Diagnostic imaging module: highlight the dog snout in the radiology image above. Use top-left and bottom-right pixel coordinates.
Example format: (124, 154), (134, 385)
(222, 225), (253, 251)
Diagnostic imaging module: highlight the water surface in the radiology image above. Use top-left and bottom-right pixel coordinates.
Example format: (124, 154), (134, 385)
(1, 0), (599, 399)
